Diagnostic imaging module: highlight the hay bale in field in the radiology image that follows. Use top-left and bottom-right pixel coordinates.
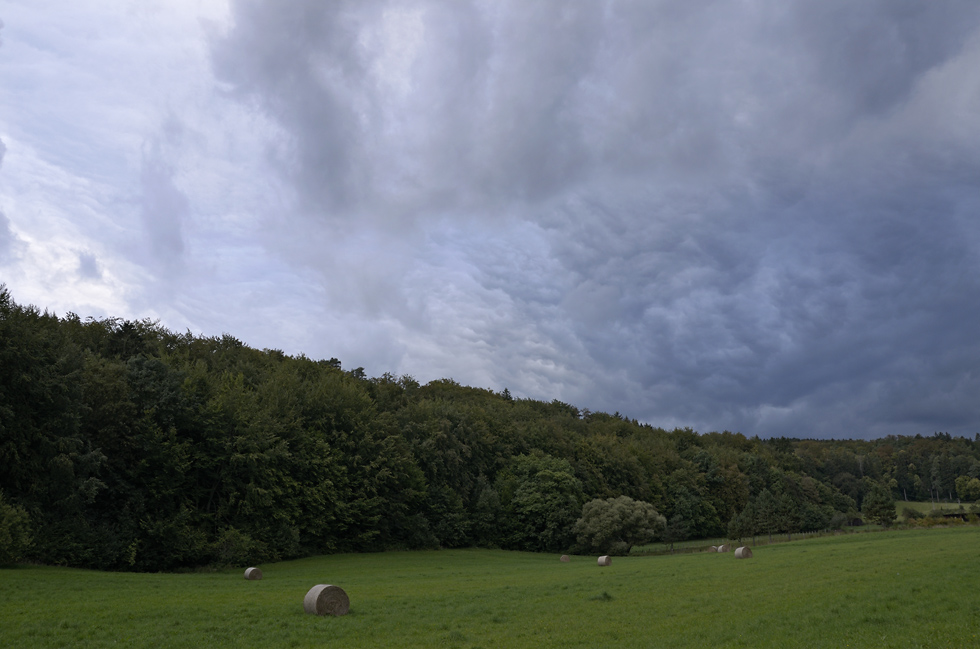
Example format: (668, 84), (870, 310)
(304, 584), (350, 616)
(597, 555), (612, 567)
(717, 544), (730, 553)
(708, 546), (718, 552)
(243, 567), (262, 580)
(734, 546), (753, 559)
(560, 555), (571, 562)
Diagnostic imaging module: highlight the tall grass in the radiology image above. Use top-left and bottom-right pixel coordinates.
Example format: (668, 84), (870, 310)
(2, 527), (979, 648)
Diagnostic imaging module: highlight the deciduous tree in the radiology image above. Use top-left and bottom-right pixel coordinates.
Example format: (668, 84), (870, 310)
(572, 495), (665, 555)
(863, 482), (896, 527)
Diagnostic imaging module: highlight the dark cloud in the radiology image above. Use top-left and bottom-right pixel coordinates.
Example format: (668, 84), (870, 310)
(0, 211), (12, 263)
(212, 0), (980, 438)
(790, 0), (980, 116)
(77, 250), (101, 280)
(140, 140), (188, 266)
(211, 0), (980, 217)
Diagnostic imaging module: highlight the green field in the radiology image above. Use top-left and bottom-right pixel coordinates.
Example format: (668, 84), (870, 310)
(898, 501), (972, 516)
(2, 527), (979, 648)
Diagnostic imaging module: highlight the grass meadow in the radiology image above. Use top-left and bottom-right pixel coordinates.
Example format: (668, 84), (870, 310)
(2, 526), (979, 649)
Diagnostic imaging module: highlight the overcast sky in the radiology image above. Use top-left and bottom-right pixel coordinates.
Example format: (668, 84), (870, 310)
(2, 1), (979, 440)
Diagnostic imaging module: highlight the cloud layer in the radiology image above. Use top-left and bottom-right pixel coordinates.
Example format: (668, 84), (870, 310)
(2, 0), (980, 438)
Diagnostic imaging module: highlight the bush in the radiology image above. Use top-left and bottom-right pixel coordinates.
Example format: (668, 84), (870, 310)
(212, 527), (266, 566)
(0, 491), (33, 565)
(902, 507), (924, 521)
(828, 511), (850, 530)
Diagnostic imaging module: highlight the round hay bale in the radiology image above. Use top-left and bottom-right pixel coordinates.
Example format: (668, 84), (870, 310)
(735, 546), (753, 559)
(708, 546), (718, 552)
(304, 584), (350, 616)
(717, 544), (730, 553)
(560, 555), (571, 562)
(243, 567), (263, 580)
(597, 555), (612, 567)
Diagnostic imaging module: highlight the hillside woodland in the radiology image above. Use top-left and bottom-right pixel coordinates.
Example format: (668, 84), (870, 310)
(2, 286), (978, 570)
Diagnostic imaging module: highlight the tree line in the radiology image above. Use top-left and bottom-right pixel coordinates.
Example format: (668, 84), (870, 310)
(1, 286), (978, 569)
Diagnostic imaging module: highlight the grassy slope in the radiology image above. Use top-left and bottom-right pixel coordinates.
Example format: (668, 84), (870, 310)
(2, 527), (979, 649)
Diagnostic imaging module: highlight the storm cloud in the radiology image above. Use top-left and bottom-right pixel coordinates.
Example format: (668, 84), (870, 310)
(2, 1), (980, 438)
(203, 0), (980, 437)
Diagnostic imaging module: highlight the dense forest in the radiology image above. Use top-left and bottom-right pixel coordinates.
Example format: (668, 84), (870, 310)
(2, 286), (979, 570)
